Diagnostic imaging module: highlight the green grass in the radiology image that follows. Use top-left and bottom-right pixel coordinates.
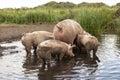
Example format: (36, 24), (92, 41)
(73, 7), (115, 35)
(0, 7), (117, 35)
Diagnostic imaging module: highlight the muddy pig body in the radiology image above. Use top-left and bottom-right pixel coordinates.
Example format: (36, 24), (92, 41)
(53, 19), (86, 45)
(21, 31), (54, 57)
(36, 39), (75, 66)
(76, 34), (98, 58)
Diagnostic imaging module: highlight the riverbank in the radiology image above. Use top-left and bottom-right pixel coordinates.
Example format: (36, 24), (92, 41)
(0, 23), (55, 42)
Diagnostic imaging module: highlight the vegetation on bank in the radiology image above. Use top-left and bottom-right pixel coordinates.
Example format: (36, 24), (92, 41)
(0, 1), (120, 35)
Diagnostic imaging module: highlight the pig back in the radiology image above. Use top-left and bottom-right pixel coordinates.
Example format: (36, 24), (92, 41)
(39, 40), (67, 54)
(32, 31), (54, 46)
(53, 19), (84, 44)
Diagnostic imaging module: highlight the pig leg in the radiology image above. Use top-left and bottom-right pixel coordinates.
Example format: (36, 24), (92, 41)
(85, 48), (91, 61)
(55, 53), (60, 61)
(86, 50), (91, 58)
(41, 59), (46, 68)
(46, 52), (51, 67)
(33, 46), (37, 54)
(93, 49), (100, 62)
(59, 53), (65, 61)
(46, 59), (50, 67)
(25, 46), (32, 57)
(93, 49), (97, 58)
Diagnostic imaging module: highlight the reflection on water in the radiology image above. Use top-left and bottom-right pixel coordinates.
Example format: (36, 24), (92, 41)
(97, 34), (120, 62)
(0, 34), (120, 80)
(37, 53), (97, 80)
(94, 59), (120, 80)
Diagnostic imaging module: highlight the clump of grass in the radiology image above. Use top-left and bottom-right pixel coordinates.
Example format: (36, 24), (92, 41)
(105, 17), (120, 34)
(73, 7), (114, 35)
(0, 7), (117, 35)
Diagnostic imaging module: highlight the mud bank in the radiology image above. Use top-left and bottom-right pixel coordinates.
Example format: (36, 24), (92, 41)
(0, 23), (55, 42)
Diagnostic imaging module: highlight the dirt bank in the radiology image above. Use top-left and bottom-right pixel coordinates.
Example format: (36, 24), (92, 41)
(0, 23), (55, 42)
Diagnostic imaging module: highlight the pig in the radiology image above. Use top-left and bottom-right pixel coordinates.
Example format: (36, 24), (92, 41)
(76, 34), (98, 58)
(53, 19), (87, 45)
(36, 39), (75, 66)
(21, 31), (54, 57)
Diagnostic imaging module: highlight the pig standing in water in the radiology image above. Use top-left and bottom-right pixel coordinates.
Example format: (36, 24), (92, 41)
(36, 39), (75, 66)
(53, 19), (87, 45)
(76, 34), (99, 59)
(21, 31), (54, 57)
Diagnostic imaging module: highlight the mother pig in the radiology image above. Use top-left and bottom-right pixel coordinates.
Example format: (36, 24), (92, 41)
(53, 19), (86, 45)
(21, 31), (54, 57)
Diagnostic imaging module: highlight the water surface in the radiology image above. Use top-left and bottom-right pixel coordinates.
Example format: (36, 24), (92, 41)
(0, 34), (120, 80)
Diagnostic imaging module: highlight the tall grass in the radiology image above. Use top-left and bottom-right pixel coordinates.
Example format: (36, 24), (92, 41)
(73, 7), (115, 35)
(105, 17), (120, 34)
(0, 7), (116, 35)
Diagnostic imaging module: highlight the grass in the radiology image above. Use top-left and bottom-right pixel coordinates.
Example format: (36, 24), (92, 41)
(73, 7), (115, 35)
(0, 7), (117, 35)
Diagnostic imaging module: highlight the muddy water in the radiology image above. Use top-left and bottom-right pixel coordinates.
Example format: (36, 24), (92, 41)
(0, 34), (120, 80)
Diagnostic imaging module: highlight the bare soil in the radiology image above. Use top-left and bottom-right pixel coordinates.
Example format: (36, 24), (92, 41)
(0, 23), (55, 42)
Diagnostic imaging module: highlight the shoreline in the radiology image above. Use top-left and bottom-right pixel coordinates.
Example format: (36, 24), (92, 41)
(0, 23), (55, 42)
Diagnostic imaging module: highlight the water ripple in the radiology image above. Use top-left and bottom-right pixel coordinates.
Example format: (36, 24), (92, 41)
(0, 34), (120, 80)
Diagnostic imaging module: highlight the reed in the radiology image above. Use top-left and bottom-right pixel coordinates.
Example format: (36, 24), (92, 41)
(73, 7), (114, 35)
(0, 7), (116, 35)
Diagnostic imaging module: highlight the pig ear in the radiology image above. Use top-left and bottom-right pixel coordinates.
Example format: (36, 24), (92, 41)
(22, 33), (26, 36)
(68, 44), (72, 49)
(68, 44), (76, 49)
(71, 45), (76, 48)
(68, 44), (72, 47)
(56, 25), (62, 31)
